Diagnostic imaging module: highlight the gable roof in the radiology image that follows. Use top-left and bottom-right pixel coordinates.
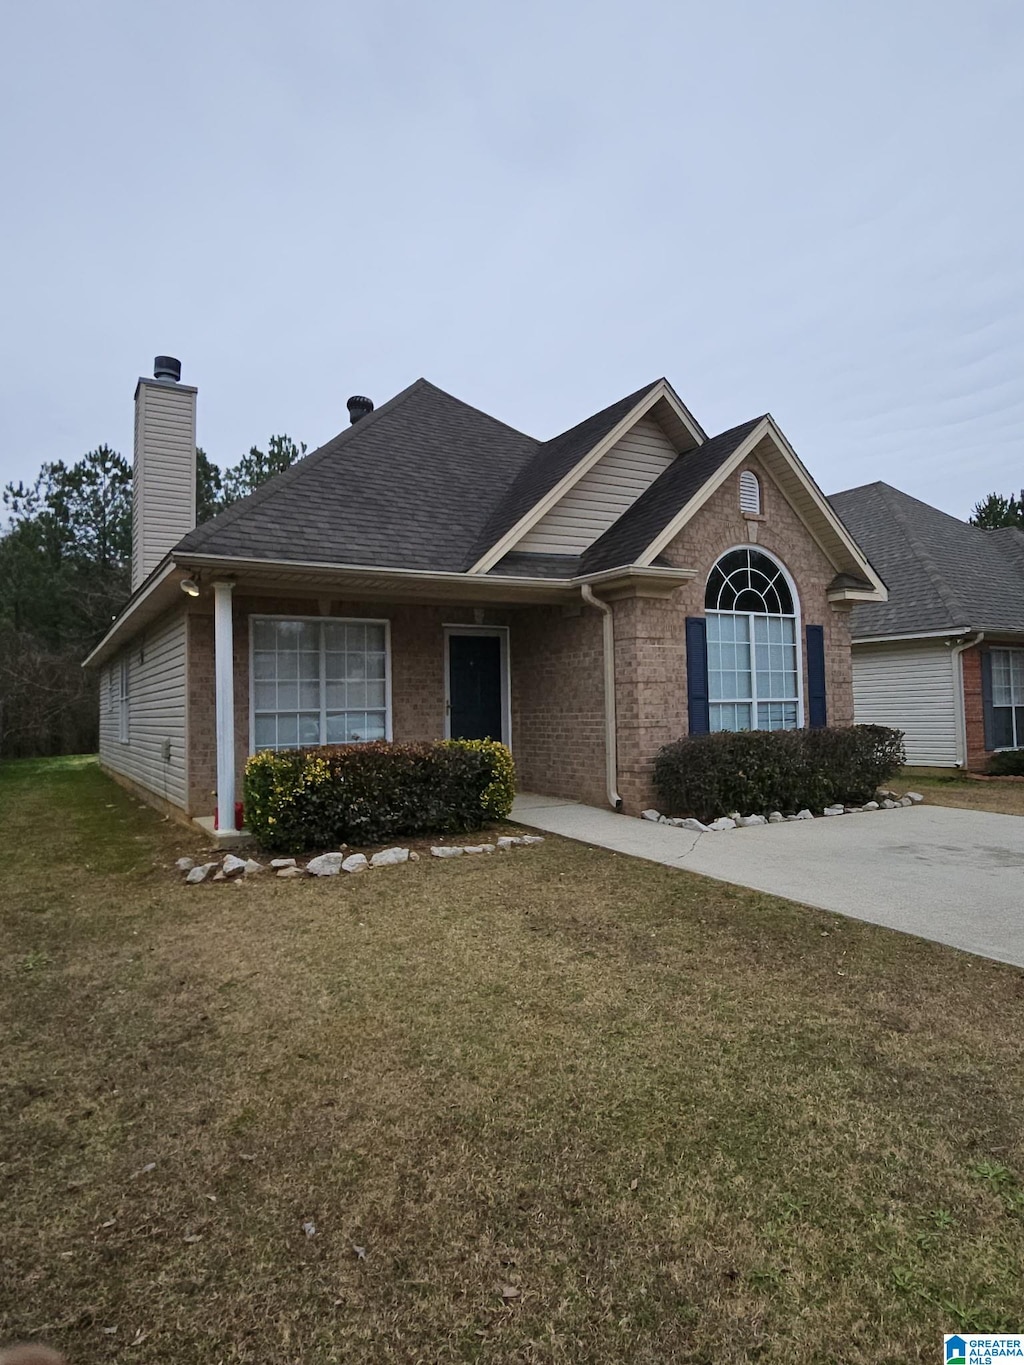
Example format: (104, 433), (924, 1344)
(464, 379), (667, 570)
(174, 379), (539, 573)
(828, 482), (1024, 638)
(578, 417), (765, 574)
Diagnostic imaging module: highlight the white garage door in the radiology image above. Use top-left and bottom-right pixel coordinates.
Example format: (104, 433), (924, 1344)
(851, 642), (958, 766)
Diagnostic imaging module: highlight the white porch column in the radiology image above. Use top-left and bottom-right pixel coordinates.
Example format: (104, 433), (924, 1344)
(213, 580), (237, 833)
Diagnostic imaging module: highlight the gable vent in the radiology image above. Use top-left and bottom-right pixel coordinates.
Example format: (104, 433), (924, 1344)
(740, 470), (761, 515)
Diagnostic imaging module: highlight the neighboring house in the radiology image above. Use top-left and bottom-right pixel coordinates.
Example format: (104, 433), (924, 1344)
(829, 481), (1024, 769)
(84, 358), (886, 832)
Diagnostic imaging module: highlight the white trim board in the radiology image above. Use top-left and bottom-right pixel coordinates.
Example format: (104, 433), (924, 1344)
(443, 625), (512, 749)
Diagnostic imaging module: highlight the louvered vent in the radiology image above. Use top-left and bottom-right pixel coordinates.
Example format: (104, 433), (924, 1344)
(740, 470), (761, 514)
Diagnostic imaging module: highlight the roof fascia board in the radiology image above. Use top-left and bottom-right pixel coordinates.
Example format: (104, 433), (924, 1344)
(468, 380), (702, 575)
(82, 559), (179, 669)
(636, 417), (889, 602)
(852, 627), (971, 645)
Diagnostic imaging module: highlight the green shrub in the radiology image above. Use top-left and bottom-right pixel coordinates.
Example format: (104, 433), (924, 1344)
(243, 738), (515, 852)
(988, 749), (1024, 776)
(653, 725), (906, 824)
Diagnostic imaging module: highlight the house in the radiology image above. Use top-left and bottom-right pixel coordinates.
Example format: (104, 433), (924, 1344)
(84, 357), (887, 833)
(829, 481), (1024, 769)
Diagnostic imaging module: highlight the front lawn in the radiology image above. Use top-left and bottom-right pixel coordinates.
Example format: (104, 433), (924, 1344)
(3, 757), (1024, 1363)
(900, 768), (1024, 817)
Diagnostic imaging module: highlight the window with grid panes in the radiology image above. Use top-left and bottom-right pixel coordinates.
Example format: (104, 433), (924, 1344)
(251, 618), (388, 751)
(704, 548), (800, 732)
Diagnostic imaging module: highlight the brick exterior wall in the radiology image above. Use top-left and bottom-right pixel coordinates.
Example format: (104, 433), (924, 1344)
(183, 594), (608, 816)
(612, 445), (855, 812)
(961, 645), (987, 771)
(180, 444), (856, 818)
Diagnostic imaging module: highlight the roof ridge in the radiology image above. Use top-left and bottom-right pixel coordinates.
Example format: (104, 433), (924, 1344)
(874, 482), (968, 625)
(174, 379), (429, 553)
(413, 379), (533, 442)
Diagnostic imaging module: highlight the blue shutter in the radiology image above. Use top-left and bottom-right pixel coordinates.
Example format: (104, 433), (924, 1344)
(981, 650), (995, 751)
(806, 624), (827, 729)
(686, 617), (710, 735)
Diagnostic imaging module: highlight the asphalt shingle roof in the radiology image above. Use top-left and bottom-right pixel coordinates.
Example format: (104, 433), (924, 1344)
(828, 482), (1024, 638)
(175, 380), (540, 573)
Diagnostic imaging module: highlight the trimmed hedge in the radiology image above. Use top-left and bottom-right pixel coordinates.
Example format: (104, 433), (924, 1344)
(988, 749), (1024, 776)
(653, 725), (906, 824)
(243, 738), (515, 852)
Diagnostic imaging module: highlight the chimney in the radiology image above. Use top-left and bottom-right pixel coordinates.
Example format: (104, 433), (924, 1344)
(347, 395), (374, 425)
(132, 356), (198, 590)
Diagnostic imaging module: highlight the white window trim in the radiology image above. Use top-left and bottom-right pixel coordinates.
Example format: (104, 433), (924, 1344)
(705, 545), (804, 731)
(118, 656), (130, 744)
(248, 614), (393, 754)
(442, 625), (512, 750)
(990, 646), (1024, 750)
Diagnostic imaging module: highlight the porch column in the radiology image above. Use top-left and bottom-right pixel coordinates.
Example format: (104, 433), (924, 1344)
(213, 580), (237, 833)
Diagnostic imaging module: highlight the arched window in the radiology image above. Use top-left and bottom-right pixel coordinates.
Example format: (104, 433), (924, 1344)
(705, 548), (800, 732)
(739, 470), (761, 514)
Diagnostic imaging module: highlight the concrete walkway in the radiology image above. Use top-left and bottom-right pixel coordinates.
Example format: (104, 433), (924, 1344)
(512, 792), (1024, 970)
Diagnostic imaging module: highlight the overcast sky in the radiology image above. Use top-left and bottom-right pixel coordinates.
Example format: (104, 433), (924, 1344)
(1, 0), (1021, 518)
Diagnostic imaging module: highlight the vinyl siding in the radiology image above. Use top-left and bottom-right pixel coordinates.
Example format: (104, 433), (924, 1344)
(99, 609), (189, 807)
(132, 380), (197, 589)
(517, 416), (677, 555)
(851, 641), (958, 766)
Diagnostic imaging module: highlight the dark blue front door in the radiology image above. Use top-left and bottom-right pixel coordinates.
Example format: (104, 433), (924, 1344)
(448, 634), (503, 742)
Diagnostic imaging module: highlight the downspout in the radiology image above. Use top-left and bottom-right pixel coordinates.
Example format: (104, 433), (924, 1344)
(580, 583), (623, 811)
(950, 630), (984, 768)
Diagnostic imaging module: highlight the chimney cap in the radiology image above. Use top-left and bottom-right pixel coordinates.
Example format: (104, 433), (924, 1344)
(153, 355), (181, 382)
(347, 395), (374, 424)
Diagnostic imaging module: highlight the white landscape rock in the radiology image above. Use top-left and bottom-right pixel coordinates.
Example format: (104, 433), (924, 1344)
(270, 857), (296, 869)
(519, 835), (545, 845)
(243, 859), (263, 875)
(221, 854), (248, 877)
(899, 796), (913, 807)
(462, 845), (486, 855)
(881, 799), (898, 810)
(670, 817), (708, 832)
(306, 852), (345, 876)
(737, 814), (767, 827)
(342, 853), (369, 873)
(431, 845), (464, 858)
(823, 805), (845, 817)
(175, 856), (195, 872)
(906, 791), (924, 803)
(768, 812), (784, 824)
(707, 817), (737, 832)
(862, 801), (879, 811)
(370, 847), (409, 867)
(641, 809), (661, 822)
(276, 865), (306, 879)
(795, 809), (814, 820)
(185, 862), (218, 884)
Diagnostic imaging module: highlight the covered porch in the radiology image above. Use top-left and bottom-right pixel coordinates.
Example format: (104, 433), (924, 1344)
(176, 553), (694, 836)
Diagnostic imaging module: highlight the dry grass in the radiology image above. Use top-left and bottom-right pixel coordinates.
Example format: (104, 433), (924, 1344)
(901, 768), (1024, 817)
(4, 757), (1024, 1363)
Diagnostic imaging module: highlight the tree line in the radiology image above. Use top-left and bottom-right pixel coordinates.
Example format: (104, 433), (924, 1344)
(970, 491), (1024, 529)
(0, 436), (304, 759)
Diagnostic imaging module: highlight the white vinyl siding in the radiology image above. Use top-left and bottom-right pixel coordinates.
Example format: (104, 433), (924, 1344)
(851, 642), (958, 766)
(517, 416), (677, 555)
(132, 380), (197, 590)
(99, 610), (188, 807)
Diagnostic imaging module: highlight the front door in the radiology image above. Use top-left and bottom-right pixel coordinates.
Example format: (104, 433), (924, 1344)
(447, 633), (504, 742)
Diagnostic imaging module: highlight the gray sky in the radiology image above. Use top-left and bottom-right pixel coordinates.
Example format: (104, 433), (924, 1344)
(1, 0), (1022, 518)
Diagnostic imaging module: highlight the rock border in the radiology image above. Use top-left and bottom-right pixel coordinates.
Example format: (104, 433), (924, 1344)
(641, 790), (924, 833)
(175, 835), (544, 883)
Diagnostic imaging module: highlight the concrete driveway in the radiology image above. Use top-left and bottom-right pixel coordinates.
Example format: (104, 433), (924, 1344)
(513, 793), (1024, 969)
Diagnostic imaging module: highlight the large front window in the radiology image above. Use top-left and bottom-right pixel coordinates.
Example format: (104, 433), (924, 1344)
(705, 549), (800, 732)
(251, 617), (389, 752)
(991, 648), (1024, 749)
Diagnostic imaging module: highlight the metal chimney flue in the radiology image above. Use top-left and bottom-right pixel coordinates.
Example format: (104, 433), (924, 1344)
(154, 355), (182, 383)
(347, 395), (374, 424)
